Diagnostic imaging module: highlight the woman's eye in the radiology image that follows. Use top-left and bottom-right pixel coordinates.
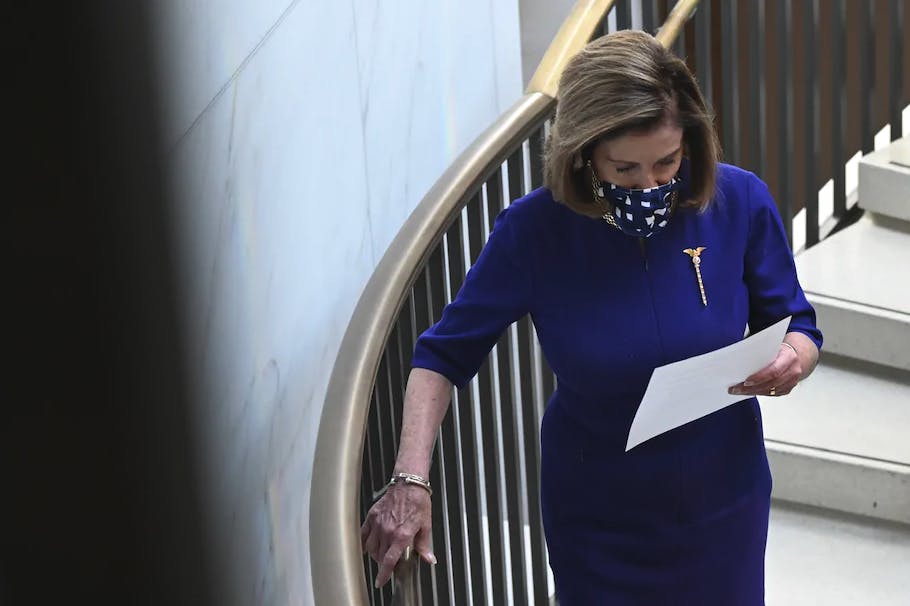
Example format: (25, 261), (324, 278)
(616, 166), (633, 174)
(658, 157), (678, 166)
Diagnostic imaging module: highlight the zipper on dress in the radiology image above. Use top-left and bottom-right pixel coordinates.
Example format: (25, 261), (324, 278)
(638, 237), (648, 271)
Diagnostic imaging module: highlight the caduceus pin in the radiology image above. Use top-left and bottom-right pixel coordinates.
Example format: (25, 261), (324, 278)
(682, 247), (708, 306)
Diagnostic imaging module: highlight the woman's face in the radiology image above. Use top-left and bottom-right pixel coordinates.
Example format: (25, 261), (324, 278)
(590, 122), (684, 190)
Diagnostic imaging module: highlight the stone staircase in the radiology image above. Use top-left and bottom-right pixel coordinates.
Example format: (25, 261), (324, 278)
(760, 137), (910, 604)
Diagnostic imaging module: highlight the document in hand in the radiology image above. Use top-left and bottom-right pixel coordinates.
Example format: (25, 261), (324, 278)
(625, 316), (792, 451)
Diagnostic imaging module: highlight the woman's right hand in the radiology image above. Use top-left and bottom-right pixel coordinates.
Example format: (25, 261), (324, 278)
(360, 482), (436, 588)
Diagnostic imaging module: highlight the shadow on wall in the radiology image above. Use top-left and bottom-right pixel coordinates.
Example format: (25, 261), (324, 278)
(4, 2), (212, 605)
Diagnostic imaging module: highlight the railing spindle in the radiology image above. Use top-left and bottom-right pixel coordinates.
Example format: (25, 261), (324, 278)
(459, 195), (491, 606)
(721, 1), (739, 167)
(777, 0), (794, 244)
(694, 0), (712, 112)
(516, 316), (551, 605)
(374, 354), (395, 489)
(617, 0), (632, 30)
(472, 179), (509, 605)
(859, 0), (875, 153)
(747, 0), (765, 177)
(642, 0), (657, 33)
(487, 163), (533, 605)
(412, 264), (441, 605)
(831, 0), (847, 219)
(803, 0), (819, 247)
(423, 244), (455, 606)
(436, 222), (473, 606)
(890, 0), (904, 141)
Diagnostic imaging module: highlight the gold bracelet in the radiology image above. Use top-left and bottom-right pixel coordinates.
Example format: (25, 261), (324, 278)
(781, 342), (798, 357)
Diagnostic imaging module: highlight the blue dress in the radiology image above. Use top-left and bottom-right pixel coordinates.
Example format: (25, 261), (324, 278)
(412, 164), (822, 604)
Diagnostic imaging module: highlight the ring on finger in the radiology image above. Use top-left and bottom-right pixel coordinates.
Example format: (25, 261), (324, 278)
(403, 546), (412, 561)
(770, 386), (777, 396)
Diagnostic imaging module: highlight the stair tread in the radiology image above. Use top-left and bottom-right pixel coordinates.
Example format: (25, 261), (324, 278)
(795, 215), (910, 316)
(760, 358), (910, 465)
(766, 502), (910, 605)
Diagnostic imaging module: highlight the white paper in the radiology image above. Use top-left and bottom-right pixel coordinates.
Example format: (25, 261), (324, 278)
(625, 316), (792, 451)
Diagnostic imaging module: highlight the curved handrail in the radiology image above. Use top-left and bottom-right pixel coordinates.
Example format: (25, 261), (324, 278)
(527, 0), (617, 97)
(655, 0), (699, 47)
(310, 92), (553, 606)
(310, 1), (694, 603)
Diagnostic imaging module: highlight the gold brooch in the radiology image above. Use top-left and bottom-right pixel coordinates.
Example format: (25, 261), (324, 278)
(682, 247), (708, 306)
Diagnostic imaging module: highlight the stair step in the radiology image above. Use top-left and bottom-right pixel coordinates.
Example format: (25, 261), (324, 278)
(806, 294), (910, 373)
(763, 357), (910, 463)
(795, 215), (910, 372)
(761, 357), (910, 525)
(858, 138), (910, 222)
(766, 502), (910, 605)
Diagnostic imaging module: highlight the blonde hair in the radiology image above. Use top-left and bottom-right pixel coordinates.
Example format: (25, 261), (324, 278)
(544, 30), (720, 218)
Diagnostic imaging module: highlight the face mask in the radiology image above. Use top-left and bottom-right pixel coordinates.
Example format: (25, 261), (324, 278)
(588, 159), (686, 238)
(596, 174), (683, 238)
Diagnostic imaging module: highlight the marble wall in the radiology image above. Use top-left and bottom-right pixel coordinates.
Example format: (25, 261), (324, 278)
(518, 0), (645, 84)
(150, 1), (521, 604)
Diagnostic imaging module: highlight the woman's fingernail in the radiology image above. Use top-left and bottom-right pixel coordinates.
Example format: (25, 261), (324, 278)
(429, 553), (438, 565)
(743, 380), (755, 387)
(729, 388), (740, 395)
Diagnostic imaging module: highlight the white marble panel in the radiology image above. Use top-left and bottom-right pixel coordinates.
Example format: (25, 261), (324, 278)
(169, 3), (373, 604)
(355, 0), (523, 261)
(163, 1), (523, 604)
(151, 0), (295, 145)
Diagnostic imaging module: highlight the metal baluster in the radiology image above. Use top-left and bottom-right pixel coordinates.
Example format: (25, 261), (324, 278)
(362, 402), (382, 605)
(439, 222), (472, 606)
(642, 0), (657, 34)
(617, 0), (632, 30)
(748, 0), (765, 176)
(406, 268), (434, 604)
(461, 194), (490, 606)
(721, 1), (739, 167)
(473, 178), (508, 605)
(424, 243), (455, 606)
(406, 254), (445, 605)
(859, 0), (875, 153)
(694, 0), (713, 112)
(778, 0), (794, 244)
(516, 316), (550, 605)
(487, 166), (531, 604)
(831, 0), (847, 219)
(890, 0), (904, 140)
(804, 0), (820, 247)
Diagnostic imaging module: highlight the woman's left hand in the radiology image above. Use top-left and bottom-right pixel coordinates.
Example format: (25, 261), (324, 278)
(728, 333), (818, 397)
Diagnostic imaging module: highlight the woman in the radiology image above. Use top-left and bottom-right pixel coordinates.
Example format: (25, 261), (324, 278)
(360, 30), (821, 603)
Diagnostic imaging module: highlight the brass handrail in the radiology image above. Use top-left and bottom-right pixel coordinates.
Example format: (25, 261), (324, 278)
(527, 0), (617, 97)
(655, 0), (699, 48)
(310, 93), (552, 606)
(310, 1), (694, 603)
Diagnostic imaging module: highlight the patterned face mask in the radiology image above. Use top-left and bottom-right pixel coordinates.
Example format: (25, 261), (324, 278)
(597, 175), (683, 238)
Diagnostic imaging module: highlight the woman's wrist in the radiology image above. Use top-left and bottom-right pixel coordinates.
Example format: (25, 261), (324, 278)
(394, 455), (431, 478)
(377, 471), (433, 500)
(784, 331), (820, 380)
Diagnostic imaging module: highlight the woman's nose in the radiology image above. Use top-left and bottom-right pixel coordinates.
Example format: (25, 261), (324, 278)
(639, 173), (659, 190)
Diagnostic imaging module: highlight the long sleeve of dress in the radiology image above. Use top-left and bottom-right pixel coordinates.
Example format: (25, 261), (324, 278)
(412, 206), (533, 389)
(743, 173), (823, 350)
